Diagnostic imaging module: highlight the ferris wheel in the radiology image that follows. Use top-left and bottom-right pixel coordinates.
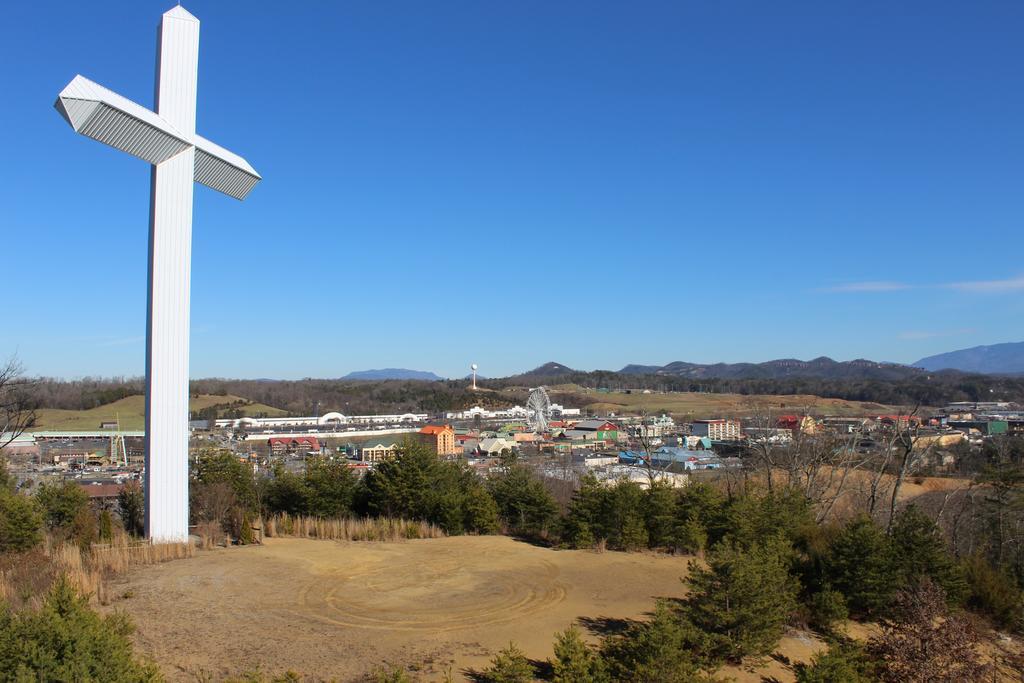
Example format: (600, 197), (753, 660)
(526, 386), (552, 433)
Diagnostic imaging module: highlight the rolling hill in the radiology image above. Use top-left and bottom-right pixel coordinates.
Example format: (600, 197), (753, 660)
(618, 357), (923, 381)
(914, 342), (1024, 375)
(31, 394), (287, 431)
(340, 368), (444, 381)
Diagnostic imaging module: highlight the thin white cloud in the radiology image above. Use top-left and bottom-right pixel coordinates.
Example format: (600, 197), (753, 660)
(824, 274), (1024, 294)
(897, 328), (975, 340)
(823, 281), (912, 293)
(944, 275), (1024, 293)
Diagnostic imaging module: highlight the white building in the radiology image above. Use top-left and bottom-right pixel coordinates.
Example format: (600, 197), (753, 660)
(445, 403), (580, 421)
(690, 419), (742, 441)
(215, 412), (427, 430)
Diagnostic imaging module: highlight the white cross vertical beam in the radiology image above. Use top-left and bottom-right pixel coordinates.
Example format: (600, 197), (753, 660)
(54, 5), (260, 544)
(145, 7), (199, 542)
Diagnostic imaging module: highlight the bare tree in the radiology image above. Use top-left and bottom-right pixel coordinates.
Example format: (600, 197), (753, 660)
(884, 408), (935, 530)
(0, 356), (38, 453)
(633, 410), (676, 489)
(868, 579), (991, 683)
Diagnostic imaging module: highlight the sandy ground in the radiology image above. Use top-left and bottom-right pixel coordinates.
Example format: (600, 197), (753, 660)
(105, 536), (707, 681)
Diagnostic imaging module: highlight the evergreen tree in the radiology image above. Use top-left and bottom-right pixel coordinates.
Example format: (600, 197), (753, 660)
(794, 640), (877, 683)
(35, 481), (90, 531)
(0, 577), (161, 682)
(193, 450), (258, 511)
(808, 589), (848, 634)
(482, 642), (534, 683)
(961, 553), (1024, 633)
(0, 492), (43, 552)
(889, 505), (967, 604)
(264, 469), (310, 517)
(117, 482), (145, 537)
(487, 464), (558, 538)
(564, 474), (608, 548)
(684, 536), (799, 662)
(549, 625), (610, 683)
(824, 515), (898, 616)
(607, 481), (649, 551)
(462, 483), (500, 534)
(601, 601), (716, 682)
(362, 440), (441, 520)
(725, 487), (814, 550)
(673, 517), (708, 556)
(674, 482), (726, 547)
(643, 482), (677, 549)
(303, 457), (356, 517)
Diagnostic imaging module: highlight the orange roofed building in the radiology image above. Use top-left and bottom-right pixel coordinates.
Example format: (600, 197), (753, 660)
(417, 424), (458, 456)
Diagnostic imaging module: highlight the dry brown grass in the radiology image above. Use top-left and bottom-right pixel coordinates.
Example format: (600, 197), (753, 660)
(262, 514), (445, 542)
(0, 530), (195, 606)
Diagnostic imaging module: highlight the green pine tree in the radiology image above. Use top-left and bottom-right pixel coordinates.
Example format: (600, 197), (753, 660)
(601, 601), (716, 682)
(643, 482), (677, 549)
(550, 625), (609, 683)
(684, 536), (800, 662)
(483, 642), (534, 683)
(889, 505), (967, 604)
(117, 481), (145, 537)
(824, 515), (898, 616)
(794, 640), (877, 683)
(0, 492), (43, 552)
(0, 576), (161, 682)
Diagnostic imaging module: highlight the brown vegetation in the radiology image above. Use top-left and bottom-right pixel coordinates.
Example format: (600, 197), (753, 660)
(0, 530), (194, 607)
(262, 514), (445, 542)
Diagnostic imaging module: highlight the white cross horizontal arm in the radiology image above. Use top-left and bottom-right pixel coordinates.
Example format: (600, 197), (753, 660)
(54, 75), (260, 200)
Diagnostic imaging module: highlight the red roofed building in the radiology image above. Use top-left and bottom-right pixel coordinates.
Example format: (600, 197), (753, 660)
(268, 436), (321, 455)
(417, 424), (458, 456)
(777, 415), (818, 435)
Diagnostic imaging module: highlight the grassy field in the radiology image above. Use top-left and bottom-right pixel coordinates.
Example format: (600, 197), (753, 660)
(534, 385), (901, 419)
(32, 394), (287, 431)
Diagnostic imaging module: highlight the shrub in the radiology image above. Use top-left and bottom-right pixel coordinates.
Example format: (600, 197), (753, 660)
(962, 553), (1024, 633)
(794, 640), (876, 683)
(550, 625), (609, 683)
(867, 579), (992, 682)
(0, 576), (161, 681)
(600, 601), (716, 681)
(118, 482), (145, 537)
(808, 589), (848, 634)
(0, 493), (43, 553)
(483, 642), (534, 683)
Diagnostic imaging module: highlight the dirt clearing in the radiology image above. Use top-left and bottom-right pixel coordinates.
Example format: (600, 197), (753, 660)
(106, 536), (696, 681)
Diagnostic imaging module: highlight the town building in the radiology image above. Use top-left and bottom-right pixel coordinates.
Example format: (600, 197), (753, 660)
(478, 437), (516, 456)
(268, 436), (320, 455)
(690, 419), (742, 441)
(565, 419), (620, 442)
(417, 424), (459, 456)
(360, 438), (399, 462)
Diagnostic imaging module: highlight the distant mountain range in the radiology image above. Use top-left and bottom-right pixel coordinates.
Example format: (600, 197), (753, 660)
(501, 358), (928, 383)
(340, 368), (444, 381)
(914, 342), (1024, 375)
(617, 357), (925, 381)
(337, 346), (1024, 384)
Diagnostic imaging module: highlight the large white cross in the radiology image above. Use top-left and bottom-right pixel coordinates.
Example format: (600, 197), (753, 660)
(54, 6), (260, 542)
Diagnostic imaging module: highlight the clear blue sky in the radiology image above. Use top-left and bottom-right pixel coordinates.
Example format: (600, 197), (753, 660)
(3, 1), (1023, 379)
